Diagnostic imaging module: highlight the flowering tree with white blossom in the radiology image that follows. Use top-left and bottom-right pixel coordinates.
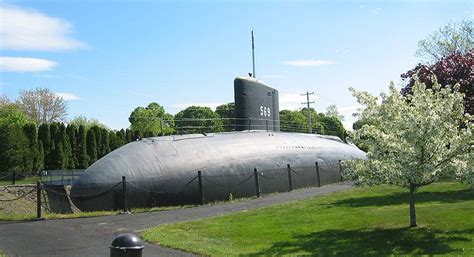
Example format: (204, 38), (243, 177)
(345, 79), (473, 227)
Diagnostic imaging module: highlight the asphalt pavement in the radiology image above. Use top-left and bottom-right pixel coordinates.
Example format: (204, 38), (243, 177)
(0, 181), (353, 257)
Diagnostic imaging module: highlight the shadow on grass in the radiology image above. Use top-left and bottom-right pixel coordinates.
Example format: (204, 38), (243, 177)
(249, 227), (473, 256)
(332, 188), (474, 208)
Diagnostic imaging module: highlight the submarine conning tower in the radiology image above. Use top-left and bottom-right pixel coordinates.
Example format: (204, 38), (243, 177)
(234, 77), (280, 131)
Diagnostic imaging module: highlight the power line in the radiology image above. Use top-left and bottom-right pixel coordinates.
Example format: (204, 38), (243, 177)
(301, 91), (315, 133)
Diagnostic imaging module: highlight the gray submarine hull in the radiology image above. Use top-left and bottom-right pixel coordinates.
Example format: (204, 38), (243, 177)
(70, 131), (365, 211)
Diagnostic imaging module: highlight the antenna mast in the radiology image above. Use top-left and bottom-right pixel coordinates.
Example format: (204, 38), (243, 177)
(251, 30), (256, 78)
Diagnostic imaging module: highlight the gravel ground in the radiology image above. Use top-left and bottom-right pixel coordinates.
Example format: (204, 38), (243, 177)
(0, 181), (353, 257)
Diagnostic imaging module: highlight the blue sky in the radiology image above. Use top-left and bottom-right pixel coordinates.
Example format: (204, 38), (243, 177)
(1, 0), (473, 130)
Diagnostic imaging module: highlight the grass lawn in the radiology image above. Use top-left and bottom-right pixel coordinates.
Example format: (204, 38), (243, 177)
(143, 181), (474, 256)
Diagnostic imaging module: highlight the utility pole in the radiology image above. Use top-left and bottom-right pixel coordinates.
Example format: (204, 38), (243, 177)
(301, 91), (315, 133)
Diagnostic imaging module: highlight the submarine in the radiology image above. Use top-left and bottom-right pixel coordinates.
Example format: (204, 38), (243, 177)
(70, 77), (366, 211)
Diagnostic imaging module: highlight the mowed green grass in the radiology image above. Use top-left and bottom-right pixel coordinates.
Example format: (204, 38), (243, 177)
(142, 182), (474, 256)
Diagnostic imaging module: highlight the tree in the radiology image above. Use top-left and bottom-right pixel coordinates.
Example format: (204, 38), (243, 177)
(23, 123), (42, 173)
(174, 106), (223, 134)
(345, 79), (473, 227)
(0, 93), (11, 107)
(0, 124), (29, 173)
(38, 123), (52, 169)
(320, 115), (346, 140)
(17, 88), (68, 124)
(416, 20), (473, 63)
(69, 115), (108, 130)
(129, 102), (174, 136)
(0, 103), (30, 126)
(279, 110), (308, 133)
(215, 103), (235, 132)
(325, 104), (345, 121)
(76, 125), (89, 168)
(402, 50), (473, 115)
(86, 129), (98, 164)
(66, 124), (78, 168)
(99, 128), (110, 158)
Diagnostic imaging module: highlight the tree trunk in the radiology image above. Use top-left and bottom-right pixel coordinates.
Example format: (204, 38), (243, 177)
(409, 185), (417, 227)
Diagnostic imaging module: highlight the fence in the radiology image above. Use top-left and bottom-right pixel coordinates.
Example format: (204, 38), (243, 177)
(70, 160), (345, 212)
(0, 169), (85, 186)
(0, 161), (345, 218)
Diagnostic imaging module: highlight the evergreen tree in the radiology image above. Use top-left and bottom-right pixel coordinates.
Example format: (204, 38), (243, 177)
(49, 123), (68, 169)
(66, 124), (77, 169)
(86, 129), (98, 164)
(99, 128), (110, 158)
(109, 130), (119, 151)
(125, 129), (132, 142)
(0, 124), (29, 173)
(37, 141), (44, 172)
(23, 123), (40, 174)
(38, 123), (52, 170)
(90, 126), (102, 159)
(76, 125), (89, 169)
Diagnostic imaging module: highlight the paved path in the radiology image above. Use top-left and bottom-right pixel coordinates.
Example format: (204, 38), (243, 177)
(0, 182), (353, 257)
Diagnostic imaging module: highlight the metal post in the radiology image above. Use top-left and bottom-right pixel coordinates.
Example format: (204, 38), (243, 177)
(266, 119), (268, 132)
(248, 119), (252, 131)
(198, 171), (204, 205)
(122, 176), (128, 213)
(315, 162), (321, 187)
(339, 160), (343, 182)
(71, 170), (75, 183)
(287, 164), (293, 192)
(254, 168), (260, 198)
(12, 171), (16, 185)
(36, 181), (42, 219)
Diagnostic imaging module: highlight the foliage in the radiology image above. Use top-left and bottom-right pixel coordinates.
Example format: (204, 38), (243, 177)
(279, 109), (308, 133)
(129, 102), (175, 137)
(215, 102), (235, 132)
(69, 115), (108, 130)
(143, 182), (474, 256)
(76, 125), (89, 169)
(0, 104), (30, 126)
(345, 79), (473, 227)
(415, 20), (473, 63)
(320, 115), (346, 140)
(401, 50), (473, 115)
(0, 93), (10, 107)
(86, 129), (98, 164)
(174, 106), (223, 134)
(0, 124), (29, 173)
(17, 88), (68, 124)
(325, 104), (345, 121)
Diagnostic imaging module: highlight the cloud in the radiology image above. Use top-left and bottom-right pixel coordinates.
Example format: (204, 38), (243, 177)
(0, 5), (85, 51)
(0, 56), (56, 72)
(172, 102), (224, 111)
(282, 59), (335, 67)
(55, 92), (80, 100)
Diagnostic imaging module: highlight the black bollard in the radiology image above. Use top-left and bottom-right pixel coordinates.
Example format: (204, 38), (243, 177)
(110, 233), (144, 257)
(12, 171), (16, 185)
(287, 164), (293, 192)
(198, 171), (204, 205)
(254, 168), (260, 198)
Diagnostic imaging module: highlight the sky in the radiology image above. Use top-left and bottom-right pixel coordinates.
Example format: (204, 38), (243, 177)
(1, 0), (473, 130)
